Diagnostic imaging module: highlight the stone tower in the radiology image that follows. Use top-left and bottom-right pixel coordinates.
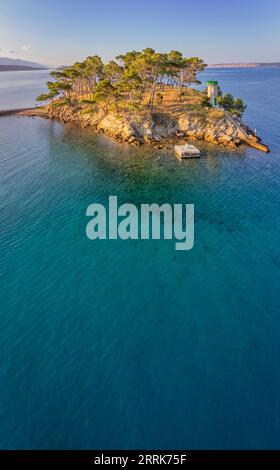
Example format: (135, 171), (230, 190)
(207, 80), (219, 108)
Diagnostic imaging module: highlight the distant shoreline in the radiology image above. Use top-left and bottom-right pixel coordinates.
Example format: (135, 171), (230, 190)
(208, 63), (280, 68)
(0, 65), (47, 72)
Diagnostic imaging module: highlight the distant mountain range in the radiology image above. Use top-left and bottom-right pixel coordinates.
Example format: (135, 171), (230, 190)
(1, 57), (279, 72)
(208, 62), (280, 68)
(0, 57), (46, 71)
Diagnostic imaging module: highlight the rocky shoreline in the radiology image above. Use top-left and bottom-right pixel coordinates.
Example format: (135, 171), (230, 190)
(20, 104), (269, 152)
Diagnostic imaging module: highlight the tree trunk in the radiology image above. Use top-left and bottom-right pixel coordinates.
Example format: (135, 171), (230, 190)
(149, 78), (157, 109)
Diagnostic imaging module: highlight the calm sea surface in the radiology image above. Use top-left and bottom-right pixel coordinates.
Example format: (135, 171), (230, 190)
(0, 70), (50, 110)
(0, 68), (280, 449)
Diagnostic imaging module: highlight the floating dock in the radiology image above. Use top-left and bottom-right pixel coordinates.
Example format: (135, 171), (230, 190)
(175, 144), (200, 159)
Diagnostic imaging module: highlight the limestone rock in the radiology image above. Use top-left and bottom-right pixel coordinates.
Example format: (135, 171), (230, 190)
(40, 103), (262, 151)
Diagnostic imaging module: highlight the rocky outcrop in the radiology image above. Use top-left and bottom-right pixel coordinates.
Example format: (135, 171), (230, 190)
(20, 104), (269, 152)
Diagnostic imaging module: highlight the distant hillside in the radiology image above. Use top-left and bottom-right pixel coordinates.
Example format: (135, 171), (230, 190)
(209, 62), (280, 68)
(0, 57), (45, 70)
(0, 65), (46, 72)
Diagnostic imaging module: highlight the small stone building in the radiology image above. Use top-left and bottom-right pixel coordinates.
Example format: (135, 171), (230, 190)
(207, 80), (219, 108)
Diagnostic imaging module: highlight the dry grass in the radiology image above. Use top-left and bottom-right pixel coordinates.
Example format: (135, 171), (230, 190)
(143, 86), (203, 113)
(69, 86), (217, 123)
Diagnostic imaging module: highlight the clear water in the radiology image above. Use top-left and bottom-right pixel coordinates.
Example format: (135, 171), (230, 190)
(0, 69), (280, 449)
(0, 70), (50, 110)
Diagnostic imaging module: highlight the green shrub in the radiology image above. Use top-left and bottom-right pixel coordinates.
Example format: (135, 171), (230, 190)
(51, 99), (70, 108)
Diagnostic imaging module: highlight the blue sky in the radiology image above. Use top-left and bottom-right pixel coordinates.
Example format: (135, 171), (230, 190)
(0, 0), (279, 66)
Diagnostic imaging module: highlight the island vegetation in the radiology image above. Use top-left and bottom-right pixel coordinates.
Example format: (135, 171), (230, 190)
(31, 48), (268, 152)
(37, 48), (245, 115)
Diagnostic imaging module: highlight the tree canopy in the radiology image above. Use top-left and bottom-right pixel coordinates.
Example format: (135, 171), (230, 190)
(218, 93), (246, 117)
(38, 48), (207, 110)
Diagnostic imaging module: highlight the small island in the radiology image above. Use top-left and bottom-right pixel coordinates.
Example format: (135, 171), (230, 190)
(22, 48), (269, 153)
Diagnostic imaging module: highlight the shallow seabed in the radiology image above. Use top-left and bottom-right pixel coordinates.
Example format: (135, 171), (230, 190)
(1, 67), (280, 449)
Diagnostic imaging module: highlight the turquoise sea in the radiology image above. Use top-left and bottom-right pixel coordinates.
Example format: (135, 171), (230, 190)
(0, 68), (280, 449)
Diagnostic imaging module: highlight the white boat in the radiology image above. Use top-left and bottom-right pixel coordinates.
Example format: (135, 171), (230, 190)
(175, 144), (200, 159)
